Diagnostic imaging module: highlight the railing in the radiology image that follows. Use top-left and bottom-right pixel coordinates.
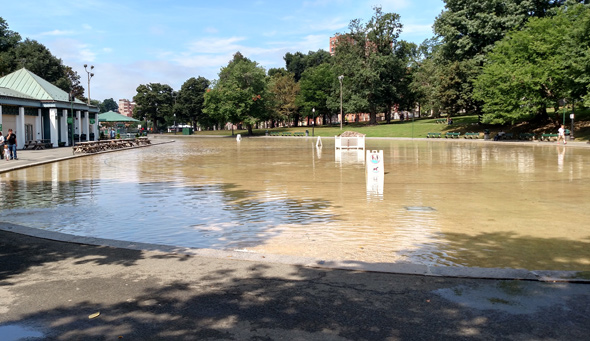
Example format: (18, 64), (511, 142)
(335, 136), (365, 150)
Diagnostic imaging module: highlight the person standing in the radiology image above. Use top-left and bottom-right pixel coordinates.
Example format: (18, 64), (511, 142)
(6, 129), (17, 160)
(557, 125), (567, 145)
(0, 132), (4, 160)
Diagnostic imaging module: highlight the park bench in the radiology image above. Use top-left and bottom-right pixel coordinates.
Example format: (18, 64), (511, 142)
(281, 132), (292, 136)
(435, 119), (446, 124)
(445, 132), (461, 138)
(426, 132), (441, 138)
(519, 133), (536, 140)
(495, 132), (514, 140)
(269, 132), (280, 136)
(293, 132), (305, 137)
(541, 133), (558, 141)
(464, 132), (480, 139)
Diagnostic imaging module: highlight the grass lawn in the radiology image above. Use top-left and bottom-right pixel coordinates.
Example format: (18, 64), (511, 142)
(180, 110), (590, 141)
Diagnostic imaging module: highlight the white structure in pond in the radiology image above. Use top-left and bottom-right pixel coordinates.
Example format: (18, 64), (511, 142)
(366, 150), (384, 197)
(335, 132), (365, 150)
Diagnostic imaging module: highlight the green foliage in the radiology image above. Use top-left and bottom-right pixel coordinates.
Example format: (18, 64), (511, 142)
(434, 0), (569, 62)
(267, 72), (300, 126)
(133, 83), (174, 131)
(474, 3), (590, 124)
(284, 50), (331, 82)
(176, 76), (210, 129)
(203, 52), (268, 135)
(99, 98), (119, 113)
(297, 64), (336, 123)
(333, 6), (405, 124)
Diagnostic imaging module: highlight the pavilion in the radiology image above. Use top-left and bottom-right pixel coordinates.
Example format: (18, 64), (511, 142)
(0, 68), (99, 148)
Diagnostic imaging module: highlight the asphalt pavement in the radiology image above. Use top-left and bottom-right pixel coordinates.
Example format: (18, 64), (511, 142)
(0, 138), (589, 340)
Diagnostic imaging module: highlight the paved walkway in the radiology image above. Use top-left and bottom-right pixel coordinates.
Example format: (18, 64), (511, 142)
(1, 138), (589, 340)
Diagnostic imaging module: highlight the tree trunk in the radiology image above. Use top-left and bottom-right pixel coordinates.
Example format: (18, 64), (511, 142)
(369, 106), (377, 125)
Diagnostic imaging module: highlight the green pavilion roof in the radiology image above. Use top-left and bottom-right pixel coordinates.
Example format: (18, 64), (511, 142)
(0, 68), (85, 104)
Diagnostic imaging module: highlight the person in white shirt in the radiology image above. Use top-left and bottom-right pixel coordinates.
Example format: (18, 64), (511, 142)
(0, 132), (4, 159)
(557, 125), (567, 145)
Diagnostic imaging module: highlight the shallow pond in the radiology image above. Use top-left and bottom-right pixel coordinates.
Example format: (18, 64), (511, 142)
(1, 137), (589, 271)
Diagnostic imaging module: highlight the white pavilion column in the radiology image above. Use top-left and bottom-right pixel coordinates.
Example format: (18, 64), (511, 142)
(82, 111), (89, 140)
(17, 107), (25, 149)
(0, 105), (3, 132)
(61, 109), (69, 145)
(75, 110), (81, 141)
(35, 109), (42, 141)
(93, 114), (99, 141)
(49, 108), (58, 147)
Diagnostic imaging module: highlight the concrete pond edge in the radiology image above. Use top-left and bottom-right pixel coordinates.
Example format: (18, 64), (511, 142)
(1, 222), (588, 284)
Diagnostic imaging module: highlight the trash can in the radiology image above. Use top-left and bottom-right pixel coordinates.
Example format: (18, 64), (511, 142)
(305, 130), (309, 137)
(484, 129), (490, 140)
(182, 127), (194, 135)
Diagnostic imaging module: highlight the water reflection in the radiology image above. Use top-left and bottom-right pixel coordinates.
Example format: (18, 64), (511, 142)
(1, 138), (589, 271)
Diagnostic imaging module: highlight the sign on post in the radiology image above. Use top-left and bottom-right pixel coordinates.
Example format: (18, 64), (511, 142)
(366, 150), (384, 197)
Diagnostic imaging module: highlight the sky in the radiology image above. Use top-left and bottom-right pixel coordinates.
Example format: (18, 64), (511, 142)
(2, 0), (445, 102)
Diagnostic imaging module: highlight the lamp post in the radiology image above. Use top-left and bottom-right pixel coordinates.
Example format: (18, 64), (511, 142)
(84, 64), (94, 141)
(312, 108), (316, 137)
(69, 90), (74, 147)
(84, 64), (94, 105)
(172, 91), (177, 135)
(338, 75), (344, 130)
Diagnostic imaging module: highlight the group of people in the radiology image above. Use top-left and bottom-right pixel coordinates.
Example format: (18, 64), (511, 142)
(0, 129), (18, 160)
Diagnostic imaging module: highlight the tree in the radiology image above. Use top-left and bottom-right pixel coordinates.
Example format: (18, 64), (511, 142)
(297, 64), (335, 125)
(473, 2), (590, 125)
(203, 52), (268, 135)
(284, 50), (331, 82)
(99, 98), (119, 113)
(133, 83), (174, 132)
(268, 72), (300, 127)
(433, 0), (571, 63)
(176, 76), (210, 130)
(333, 6), (404, 124)
(0, 17), (21, 75)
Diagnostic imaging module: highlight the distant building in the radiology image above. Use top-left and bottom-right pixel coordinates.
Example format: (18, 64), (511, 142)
(329, 36), (339, 55)
(118, 99), (136, 117)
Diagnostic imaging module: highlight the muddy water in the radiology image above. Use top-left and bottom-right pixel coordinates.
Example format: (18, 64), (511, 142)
(1, 137), (589, 271)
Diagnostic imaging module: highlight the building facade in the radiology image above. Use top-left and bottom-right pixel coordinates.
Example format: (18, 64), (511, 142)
(118, 99), (136, 117)
(0, 68), (99, 148)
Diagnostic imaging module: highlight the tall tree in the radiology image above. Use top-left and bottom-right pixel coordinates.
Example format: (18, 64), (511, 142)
(297, 63), (335, 125)
(284, 50), (331, 82)
(99, 98), (119, 113)
(176, 76), (210, 130)
(133, 83), (174, 132)
(203, 52), (268, 135)
(333, 6), (403, 124)
(473, 2), (590, 125)
(268, 72), (300, 127)
(0, 17), (21, 75)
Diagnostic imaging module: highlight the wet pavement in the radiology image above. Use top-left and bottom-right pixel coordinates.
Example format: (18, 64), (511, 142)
(1, 137), (589, 340)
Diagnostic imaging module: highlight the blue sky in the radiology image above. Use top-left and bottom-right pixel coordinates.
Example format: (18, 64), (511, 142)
(2, 0), (445, 102)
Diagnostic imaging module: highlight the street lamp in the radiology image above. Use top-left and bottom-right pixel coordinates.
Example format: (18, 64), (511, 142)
(84, 64), (94, 141)
(338, 75), (344, 130)
(69, 90), (75, 147)
(172, 91), (178, 135)
(312, 108), (316, 137)
(84, 64), (94, 105)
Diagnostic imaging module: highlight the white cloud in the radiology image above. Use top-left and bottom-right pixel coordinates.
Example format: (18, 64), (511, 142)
(378, 0), (411, 11)
(186, 37), (247, 54)
(40, 29), (75, 36)
(48, 38), (97, 63)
